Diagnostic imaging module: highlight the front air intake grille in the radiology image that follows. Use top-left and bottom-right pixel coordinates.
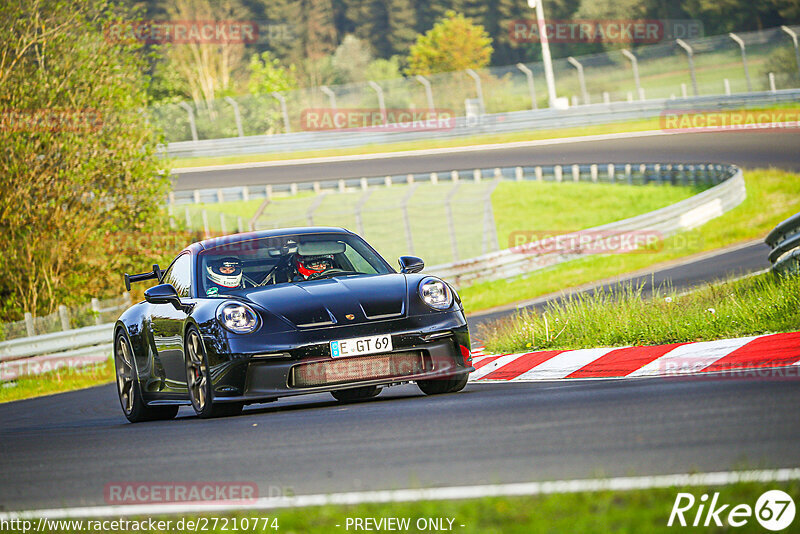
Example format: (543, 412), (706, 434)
(290, 351), (426, 388)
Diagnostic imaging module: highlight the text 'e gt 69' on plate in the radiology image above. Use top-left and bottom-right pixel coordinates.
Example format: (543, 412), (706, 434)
(114, 227), (473, 422)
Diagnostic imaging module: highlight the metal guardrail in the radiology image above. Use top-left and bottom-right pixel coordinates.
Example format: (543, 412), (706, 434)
(161, 90), (800, 159)
(766, 212), (800, 274)
(429, 165), (745, 287)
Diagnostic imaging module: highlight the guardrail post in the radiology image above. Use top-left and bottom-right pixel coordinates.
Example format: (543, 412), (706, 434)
(193, 190), (200, 204)
(271, 92), (291, 133)
(572, 164), (580, 182)
(354, 190), (373, 236)
(430, 172), (438, 185)
(184, 207), (191, 228)
(769, 72), (777, 93)
(724, 78), (731, 95)
(306, 192), (328, 225)
(24, 312), (34, 337)
(621, 49), (642, 101)
(567, 57), (589, 105)
(482, 179), (500, 254)
(407, 173), (415, 185)
(681, 84), (688, 99)
(781, 26), (800, 78)
(414, 75), (436, 113)
(625, 164), (632, 184)
(473, 169), (482, 183)
(445, 182), (461, 261)
(219, 213), (227, 235)
(607, 164), (615, 182)
(223, 96), (244, 137)
(515, 167), (523, 181)
(535, 166), (543, 182)
(591, 164), (598, 183)
(385, 176), (392, 187)
(290, 183), (298, 196)
(320, 85), (337, 110)
(676, 39), (698, 97)
(515, 63), (538, 110)
(202, 210), (210, 238)
(603, 92), (610, 105)
(177, 101), (199, 142)
(401, 184), (419, 255)
(729, 33), (753, 93)
(555, 165), (563, 182)
(465, 69), (485, 114)
(216, 189), (224, 203)
(451, 170), (459, 183)
(367, 81), (387, 124)
(338, 180), (346, 193)
(91, 298), (101, 326)
(242, 186), (249, 202)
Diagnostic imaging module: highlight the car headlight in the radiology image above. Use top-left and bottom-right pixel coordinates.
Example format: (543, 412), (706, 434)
(419, 277), (453, 310)
(216, 302), (259, 334)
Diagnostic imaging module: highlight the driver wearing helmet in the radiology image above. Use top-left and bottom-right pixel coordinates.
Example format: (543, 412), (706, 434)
(205, 256), (243, 292)
(293, 254), (335, 280)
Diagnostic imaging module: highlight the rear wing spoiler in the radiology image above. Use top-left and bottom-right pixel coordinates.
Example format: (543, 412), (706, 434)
(124, 264), (162, 291)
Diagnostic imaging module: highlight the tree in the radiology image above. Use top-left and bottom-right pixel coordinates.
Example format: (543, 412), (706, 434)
(406, 10), (493, 75)
(247, 51), (298, 94)
(0, 0), (170, 319)
(332, 34), (373, 83)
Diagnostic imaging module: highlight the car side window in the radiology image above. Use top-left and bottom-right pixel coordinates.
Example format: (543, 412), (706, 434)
(162, 253), (192, 297)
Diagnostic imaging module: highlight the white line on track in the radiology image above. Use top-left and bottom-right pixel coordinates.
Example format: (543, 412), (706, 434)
(3, 468), (799, 520)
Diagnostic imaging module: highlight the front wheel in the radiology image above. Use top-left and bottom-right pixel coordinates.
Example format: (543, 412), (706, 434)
(114, 331), (178, 423)
(185, 327), (242, 418)
(417, 374), (469, 395)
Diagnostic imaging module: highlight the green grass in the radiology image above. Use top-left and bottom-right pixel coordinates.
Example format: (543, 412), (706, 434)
(461, 168), (800, 313)
(0, 358), (114, 404)
(185, 181), (697, 268)
(479, 271), (800, 355)
(36, 481), (800, 533)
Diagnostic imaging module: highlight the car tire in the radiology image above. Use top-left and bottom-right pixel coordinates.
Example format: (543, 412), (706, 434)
(185, 327), (241, 419)
(114, 331), (179, 423)
(331, 385), (381, 403)
(416, 374), (469, 395)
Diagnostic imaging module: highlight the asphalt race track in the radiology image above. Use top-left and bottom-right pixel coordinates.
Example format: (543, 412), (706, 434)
(1, 129), (799, 513)
(173, 130), (800, 190)
(2, 375), (800, 511)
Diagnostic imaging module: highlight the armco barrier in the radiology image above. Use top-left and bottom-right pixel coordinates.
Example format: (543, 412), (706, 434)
(160, 90), (800, 159)
(765, 211), (800, 274)
(429, 165), (745, 287)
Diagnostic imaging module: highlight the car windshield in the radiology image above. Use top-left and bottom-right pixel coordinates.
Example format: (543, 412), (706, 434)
(197, 233), (392, 297)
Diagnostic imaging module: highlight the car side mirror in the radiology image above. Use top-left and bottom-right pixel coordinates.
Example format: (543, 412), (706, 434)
(144, 283), (182, 310)
(398, 256), (424, 274)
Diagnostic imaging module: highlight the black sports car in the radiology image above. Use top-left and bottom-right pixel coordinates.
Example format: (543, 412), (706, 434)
(114, 227), (473, 422)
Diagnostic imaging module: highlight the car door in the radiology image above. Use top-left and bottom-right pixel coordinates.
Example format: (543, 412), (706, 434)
(150, 252), (193, 393)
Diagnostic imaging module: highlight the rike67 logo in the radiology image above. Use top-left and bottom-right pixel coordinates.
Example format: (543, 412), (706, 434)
(668, 490), (796, 531)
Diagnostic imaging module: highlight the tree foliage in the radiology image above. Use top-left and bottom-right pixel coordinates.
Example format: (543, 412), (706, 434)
(406, 10), (493, 75)
(0, 0), (171, 320)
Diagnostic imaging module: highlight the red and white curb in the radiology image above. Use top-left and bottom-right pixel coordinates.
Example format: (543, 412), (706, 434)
(468, 332), (800, 382)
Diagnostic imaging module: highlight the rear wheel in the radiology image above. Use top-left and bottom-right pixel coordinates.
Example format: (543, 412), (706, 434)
(185, 327), (243, 418)
(114, 331), (178, 423)
(416, 374), (468, 395)
(331, 385), (381, 403)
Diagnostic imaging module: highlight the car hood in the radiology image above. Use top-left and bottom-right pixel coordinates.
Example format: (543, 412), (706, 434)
(243, 274), (408, 328)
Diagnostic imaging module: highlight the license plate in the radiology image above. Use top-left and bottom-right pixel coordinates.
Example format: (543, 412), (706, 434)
(330, 335), (392, 358)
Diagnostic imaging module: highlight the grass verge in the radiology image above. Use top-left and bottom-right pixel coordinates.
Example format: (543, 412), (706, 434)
(461, 167), (800, 313)
(33, 481), (800, 533)
(169, 103), (800, 169)
(0, 359), (114, 404)
(479, 271), (800, 355)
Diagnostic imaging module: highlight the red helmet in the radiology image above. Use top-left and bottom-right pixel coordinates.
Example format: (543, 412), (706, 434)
(294, 254), (334, 278)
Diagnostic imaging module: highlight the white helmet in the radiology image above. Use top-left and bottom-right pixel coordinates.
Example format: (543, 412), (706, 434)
(206, 257), (242, 288)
